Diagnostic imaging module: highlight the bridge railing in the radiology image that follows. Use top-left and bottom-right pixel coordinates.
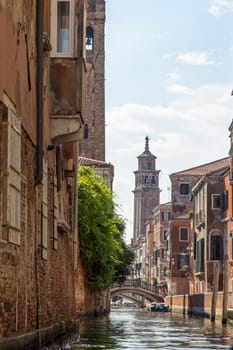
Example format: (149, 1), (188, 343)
(111, 279), (160, 294)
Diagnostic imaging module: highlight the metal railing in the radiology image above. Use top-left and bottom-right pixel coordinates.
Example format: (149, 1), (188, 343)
(111, 279), (160, 294)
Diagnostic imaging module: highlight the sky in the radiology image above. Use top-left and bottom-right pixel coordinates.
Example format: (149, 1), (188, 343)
(104, 0), (233, 243)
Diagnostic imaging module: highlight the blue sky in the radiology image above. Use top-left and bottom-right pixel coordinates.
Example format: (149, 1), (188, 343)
(105, 0), (233, 242)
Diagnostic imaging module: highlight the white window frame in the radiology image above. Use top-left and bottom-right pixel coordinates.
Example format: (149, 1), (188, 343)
(162, 211), (170, 222)
(180, 182), (190, 196)
(179, 227), (189, 242)
(50, 0), (75, 57)
(211, 194), (221, 210)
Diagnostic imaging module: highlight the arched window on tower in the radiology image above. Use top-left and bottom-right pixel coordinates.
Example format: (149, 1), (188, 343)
(144, 176), (149, 183)
(86, 26), (94, 50)
(152, 176), (156, 186)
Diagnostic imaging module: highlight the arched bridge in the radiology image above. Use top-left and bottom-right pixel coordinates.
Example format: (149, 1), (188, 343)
(110, 280), (164, 303)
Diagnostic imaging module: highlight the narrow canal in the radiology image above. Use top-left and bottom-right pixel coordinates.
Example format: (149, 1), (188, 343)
(64, 308), (233, 350)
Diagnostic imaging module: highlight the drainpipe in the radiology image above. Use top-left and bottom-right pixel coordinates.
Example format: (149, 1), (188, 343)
(36, 0), (44, 184)
(73, 142), (79, 269)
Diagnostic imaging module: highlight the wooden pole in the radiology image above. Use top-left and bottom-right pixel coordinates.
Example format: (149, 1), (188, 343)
(222, 255), (229, 325)
(211, 262), (219, 322)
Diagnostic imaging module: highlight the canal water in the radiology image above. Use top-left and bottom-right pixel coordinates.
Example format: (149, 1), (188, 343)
(65, 308), (233, 350)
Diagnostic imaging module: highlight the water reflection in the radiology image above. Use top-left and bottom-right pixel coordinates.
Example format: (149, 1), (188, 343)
(72, 308), (233, 350)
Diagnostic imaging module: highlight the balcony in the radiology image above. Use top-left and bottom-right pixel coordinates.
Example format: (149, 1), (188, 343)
(50, 113), (83, 145)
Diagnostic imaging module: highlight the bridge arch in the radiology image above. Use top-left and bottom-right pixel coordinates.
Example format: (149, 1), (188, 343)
(112, 294), (144, 307)
(110, 286), (164, 303)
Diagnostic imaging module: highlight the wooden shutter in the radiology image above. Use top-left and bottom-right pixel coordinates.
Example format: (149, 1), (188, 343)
(2, 98), (21, 245)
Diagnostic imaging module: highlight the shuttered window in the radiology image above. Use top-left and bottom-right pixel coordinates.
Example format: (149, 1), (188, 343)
(197, 238), (204, 273)
(210, 233), (223, 261)
(1, 98), (21, 245)
(179, 227), (189, 241)
(48, 170), (58, 250)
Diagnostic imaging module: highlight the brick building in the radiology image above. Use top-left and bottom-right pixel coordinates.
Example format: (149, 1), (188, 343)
(168, 157), (229, 296)
(153, 202), (171, 288)
(0, 1), (87, 348)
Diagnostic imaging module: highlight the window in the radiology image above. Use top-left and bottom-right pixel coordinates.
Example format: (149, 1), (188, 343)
(84, 124), (89, 139)
(144, 176), (149, 185)
(220, 191), (228, 212)
(212, 194), (221, 210)
(1, 96), (21, 245)
(154, 214), (159, 224)
(163, 229), (168, 241)
(152, 176), (156, 185)
(210, 231), (223, 260)
(51, 0), (74, 56)
(48, 170), (58, 251)
(196, 238), (204, 273)
(194, 232), (197, 260)
(161, 211), (171, 222)
(177, 253), (189, 270)
(162, 249), (167, 259)
(180, 183), (189, 196)
(86, 26), (94, 50)
(180, 227), (189, 241)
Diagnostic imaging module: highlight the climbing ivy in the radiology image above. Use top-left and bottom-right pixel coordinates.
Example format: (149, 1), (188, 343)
(78, 166), (122, 292)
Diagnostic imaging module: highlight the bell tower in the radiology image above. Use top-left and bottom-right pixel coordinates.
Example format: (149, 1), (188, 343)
(79, 0), (106, 161)
(133, 137), (160, 244)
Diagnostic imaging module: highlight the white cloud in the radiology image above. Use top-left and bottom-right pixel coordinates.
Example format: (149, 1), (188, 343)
(106, 83), (233, 240)
(208, 0), (233, 16)
(166, 72), (182, 82)
(177, 52), (215, 65)
(167, 84), (194, 95)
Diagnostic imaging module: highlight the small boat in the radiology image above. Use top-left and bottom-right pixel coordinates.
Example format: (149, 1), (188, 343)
(147, 302), (169, 312)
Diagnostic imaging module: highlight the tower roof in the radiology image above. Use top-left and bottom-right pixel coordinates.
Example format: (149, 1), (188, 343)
(138, 136), (156, 158)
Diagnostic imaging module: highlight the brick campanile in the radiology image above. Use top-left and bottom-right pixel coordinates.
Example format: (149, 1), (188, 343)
(133, 137), (161, 243)
(79, 0), (106, 161)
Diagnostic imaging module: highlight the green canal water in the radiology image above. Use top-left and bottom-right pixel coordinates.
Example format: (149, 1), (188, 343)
(48, 308), (233, 349)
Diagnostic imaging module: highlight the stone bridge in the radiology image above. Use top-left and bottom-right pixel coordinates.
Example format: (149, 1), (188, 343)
(110, 280), (164, 303)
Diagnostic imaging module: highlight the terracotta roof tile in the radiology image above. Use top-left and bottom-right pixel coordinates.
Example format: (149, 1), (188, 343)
(78, 156), (113, 168)
(170, 157), (230, 176)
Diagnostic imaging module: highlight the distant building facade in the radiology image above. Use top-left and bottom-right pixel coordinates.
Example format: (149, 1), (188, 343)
(79, 156), (114, 190)
(153, 202), (171, 288)
(169, 157), (229, 296)
(191, 166), (229, 294)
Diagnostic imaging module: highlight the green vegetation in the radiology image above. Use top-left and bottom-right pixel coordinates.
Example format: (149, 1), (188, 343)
(113, 219), (134, 284)
(78, 166), (134, 292)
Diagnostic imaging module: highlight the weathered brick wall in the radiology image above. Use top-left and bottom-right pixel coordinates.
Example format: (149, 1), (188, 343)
(0, 131), (77, 342)
(75, 246), (110, 317)
(166, 292), (233, 319)
(0, 1), (78, 346)
(79, 0), (106, 161)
